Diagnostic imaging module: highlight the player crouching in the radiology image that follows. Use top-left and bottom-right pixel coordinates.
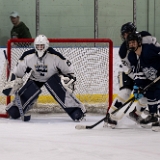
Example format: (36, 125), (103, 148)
(2, 34), (86, 121)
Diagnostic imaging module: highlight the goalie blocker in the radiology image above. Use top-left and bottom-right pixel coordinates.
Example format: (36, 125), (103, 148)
(6, 74), (86, 121)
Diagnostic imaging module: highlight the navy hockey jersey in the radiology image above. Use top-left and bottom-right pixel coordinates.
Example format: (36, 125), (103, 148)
(119, 31), (160, 73)
(128, 44), (160, 88)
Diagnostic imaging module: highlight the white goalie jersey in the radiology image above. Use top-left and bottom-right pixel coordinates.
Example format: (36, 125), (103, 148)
(2, 47), (75, 96)
(13, 47), (74, 82)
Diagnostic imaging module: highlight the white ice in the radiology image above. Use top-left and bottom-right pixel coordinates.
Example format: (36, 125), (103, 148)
(0, 104), (160, 160)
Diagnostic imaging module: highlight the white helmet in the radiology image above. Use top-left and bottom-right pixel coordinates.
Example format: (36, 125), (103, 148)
(34, 34), (49, 58)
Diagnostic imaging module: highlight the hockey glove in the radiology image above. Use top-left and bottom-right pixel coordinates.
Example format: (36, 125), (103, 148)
(133, 85), (144, 100)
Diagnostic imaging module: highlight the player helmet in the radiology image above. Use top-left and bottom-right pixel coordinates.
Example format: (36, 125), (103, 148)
(126, 32), (142, 51)
(121, 22), (137, 39)
(34, 34), (49, 58)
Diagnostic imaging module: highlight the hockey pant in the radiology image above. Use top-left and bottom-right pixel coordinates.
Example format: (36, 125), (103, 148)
(44, 74), (86, 121)
(6, 80), (41, 119)
(118, 72), (134, 90)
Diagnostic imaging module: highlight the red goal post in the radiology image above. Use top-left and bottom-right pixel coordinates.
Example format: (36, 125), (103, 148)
(0, 38), (113, 117)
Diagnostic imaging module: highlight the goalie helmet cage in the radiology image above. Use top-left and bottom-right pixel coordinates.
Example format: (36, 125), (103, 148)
(0, 38), (113, 118)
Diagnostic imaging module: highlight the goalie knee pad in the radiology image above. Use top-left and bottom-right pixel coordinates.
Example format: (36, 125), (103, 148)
(44, 74), (86, 121)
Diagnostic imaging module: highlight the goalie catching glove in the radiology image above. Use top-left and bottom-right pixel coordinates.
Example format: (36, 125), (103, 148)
(2, 73), (24, 96)
(60, 74), (76, 93)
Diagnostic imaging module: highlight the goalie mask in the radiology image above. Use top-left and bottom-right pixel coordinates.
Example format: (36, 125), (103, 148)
(34, 34), (49, 58)
(126, 32), (142, 51)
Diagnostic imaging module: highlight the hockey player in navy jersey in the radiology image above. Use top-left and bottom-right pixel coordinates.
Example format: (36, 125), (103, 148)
(2, 34), (86, 121)
(127, 32), (160, 131)
(104, 22), (159, 128)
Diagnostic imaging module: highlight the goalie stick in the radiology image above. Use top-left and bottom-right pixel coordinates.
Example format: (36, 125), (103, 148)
(3, 50), (31, 121)
(75, 75), (160, 129)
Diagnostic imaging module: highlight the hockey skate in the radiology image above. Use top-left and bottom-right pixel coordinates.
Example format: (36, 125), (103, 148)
(152, 120), (160, 132)
(128, 108), (142, 124)
(103, 113), (117, 129)
(140, 114), (158, 125)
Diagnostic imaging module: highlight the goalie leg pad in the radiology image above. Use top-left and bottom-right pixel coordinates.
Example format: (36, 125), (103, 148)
(6, 80), (41, 119)
(6, 104), (31, 121)
(44, 74), (86, 121)
(18, 80), (42, 113)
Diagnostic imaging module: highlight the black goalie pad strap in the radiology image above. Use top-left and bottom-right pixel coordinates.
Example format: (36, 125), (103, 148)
(44, 74), (85, 121)
(18, 80), (42, 113)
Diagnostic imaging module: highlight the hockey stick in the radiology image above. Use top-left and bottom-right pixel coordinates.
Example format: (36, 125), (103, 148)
(3, 50), (11, 72)
(75, 75), (160, 129)
(110, 98), (135, 120)
(75, 97), (134, 129)
(3, 50), (31, 121)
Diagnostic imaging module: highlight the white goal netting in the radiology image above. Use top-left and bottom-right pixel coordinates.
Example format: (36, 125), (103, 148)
(0, 38), (113, 117)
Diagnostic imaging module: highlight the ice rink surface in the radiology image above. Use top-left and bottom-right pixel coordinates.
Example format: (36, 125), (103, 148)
(0, 109), (160, 160)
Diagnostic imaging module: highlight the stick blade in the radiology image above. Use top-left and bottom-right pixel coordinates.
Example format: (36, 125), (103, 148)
(75, 124), (87, 130)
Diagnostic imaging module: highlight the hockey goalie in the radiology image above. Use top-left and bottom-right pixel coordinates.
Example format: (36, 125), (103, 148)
(2, 34), (86, 121)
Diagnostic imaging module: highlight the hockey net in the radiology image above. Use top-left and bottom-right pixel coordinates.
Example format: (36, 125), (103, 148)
(0, 38), (113, 117)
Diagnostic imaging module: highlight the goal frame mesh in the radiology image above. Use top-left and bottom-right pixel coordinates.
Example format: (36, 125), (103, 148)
(0, 38), (113, 118)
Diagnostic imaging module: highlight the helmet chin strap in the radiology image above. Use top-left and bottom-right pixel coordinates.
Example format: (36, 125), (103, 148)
(134, 43), (142, 52)
(134, 46), (139, 52)
(129, 46), (138, 52)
